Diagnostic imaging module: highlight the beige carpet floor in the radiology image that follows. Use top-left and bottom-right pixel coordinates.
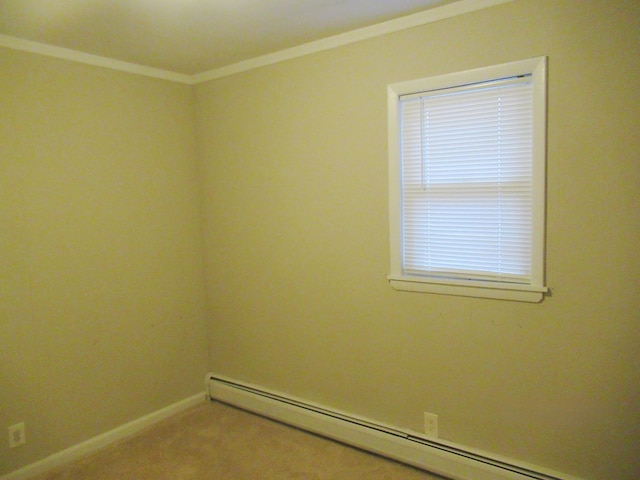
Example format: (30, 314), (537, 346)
(29, 400), (448, 480)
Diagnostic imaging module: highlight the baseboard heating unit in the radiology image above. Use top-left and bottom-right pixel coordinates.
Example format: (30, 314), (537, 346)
(207, 374), (583, 480)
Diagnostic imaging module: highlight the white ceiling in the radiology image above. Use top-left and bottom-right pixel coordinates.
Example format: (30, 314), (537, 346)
(0, 0), (458, 76)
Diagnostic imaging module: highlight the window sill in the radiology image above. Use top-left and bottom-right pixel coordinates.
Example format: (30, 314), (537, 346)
(387, 275), (548, 303)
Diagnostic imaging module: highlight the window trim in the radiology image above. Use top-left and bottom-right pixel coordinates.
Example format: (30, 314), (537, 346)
(387, 57), (548, 303)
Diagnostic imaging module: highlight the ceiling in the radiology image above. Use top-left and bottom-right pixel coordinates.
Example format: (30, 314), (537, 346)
(0, 0), (457, 76)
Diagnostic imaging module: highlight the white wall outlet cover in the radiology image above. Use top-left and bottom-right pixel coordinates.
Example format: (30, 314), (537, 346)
(9, 422), (26, 448)
(424, 412), (438, 438)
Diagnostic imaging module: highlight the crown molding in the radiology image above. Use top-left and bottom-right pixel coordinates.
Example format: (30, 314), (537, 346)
(0, 0), (513, 85)
(0, 34), (193, 84)
(190, 0), (513, 84)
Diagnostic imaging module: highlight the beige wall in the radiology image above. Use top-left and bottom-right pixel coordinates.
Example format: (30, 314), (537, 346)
(0, 50), (208, 474)
(196, 1), (640, 479)
(1, 1), (639, 479)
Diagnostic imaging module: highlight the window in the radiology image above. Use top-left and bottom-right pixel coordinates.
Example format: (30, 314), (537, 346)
(387, 57), (547, 302)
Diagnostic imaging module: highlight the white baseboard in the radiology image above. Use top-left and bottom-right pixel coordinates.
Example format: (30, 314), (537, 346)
(208, 374), (583, 480)
(1, 393), (205, 480)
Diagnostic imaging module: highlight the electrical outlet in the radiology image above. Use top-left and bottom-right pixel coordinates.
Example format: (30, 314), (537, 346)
(9, 422), (26, 448)
(423, 412), (438, 438)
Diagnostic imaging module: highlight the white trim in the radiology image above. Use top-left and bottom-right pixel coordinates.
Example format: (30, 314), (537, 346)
(207, 374), (583, 480)
(0, 0), (513, 84)
(0, 34), (193, 84)
(387, 276), (546, 303)
(0, 393), (205, 480)
(192, 0), (513, 83)
(530, 57), (548, 287)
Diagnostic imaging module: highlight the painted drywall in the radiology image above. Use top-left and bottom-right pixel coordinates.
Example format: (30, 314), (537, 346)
(0, 49), (208, 474)
(196, 1), (640, 479)
(1, 1), (638, 479)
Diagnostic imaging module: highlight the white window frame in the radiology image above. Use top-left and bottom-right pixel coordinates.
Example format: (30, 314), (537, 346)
(387, 57), (548, 303)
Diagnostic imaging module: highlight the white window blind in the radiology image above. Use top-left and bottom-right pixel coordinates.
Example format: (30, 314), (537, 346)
(399, 77), (534, 284)
(388, 57), (547, 301)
